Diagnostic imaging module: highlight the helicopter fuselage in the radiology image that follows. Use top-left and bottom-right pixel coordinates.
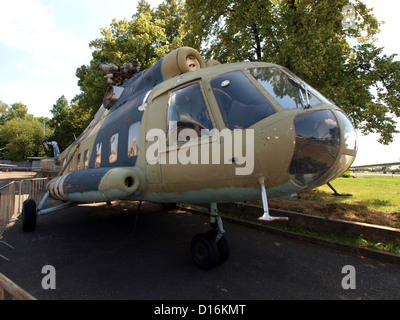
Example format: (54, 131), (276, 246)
(48, 48), (357, 205)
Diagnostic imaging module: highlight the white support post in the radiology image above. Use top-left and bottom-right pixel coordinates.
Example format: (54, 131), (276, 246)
(258, 178), (288, 222)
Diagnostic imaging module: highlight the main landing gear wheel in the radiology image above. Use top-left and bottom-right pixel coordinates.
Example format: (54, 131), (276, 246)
(22, 199), (37, 232)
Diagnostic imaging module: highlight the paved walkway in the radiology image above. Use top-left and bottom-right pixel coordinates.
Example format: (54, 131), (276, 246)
(1, 201), (399, 300)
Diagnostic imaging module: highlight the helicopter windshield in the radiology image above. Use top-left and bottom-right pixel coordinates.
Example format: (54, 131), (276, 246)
(249, 67), (329, 109)
(211, 71), (276, 129)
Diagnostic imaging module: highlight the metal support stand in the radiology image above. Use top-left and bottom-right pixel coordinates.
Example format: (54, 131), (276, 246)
(258, 178), (288, 221)
(37, 192), (50, 212)
(327, 182), (353, 197)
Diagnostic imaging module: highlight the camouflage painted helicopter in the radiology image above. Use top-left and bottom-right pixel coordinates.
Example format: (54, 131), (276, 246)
(21, 47), (357, 270)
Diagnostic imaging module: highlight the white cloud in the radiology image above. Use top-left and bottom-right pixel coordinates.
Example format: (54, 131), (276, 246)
(0, 1), (87, 59)
(1, 77), (79, 118)
(362, 0), (400, 57)
(0, 0), (91, 117)
(0, 0), (167, 118)
(353, 118), (400, 166)
(353, 140), (400, 166)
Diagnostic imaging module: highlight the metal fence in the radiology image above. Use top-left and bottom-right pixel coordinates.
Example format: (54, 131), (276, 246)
(0, 178), (48, 235)
(18, 178), (49, 215)
(0, 178), (48, 261)
(0, 182), (17, 237)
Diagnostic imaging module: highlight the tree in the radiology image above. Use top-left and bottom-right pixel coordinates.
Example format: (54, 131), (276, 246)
(155, 0), (186, 48)
(48, 95), (70, 151)
(54, 101), (92, 152)
(0, 100), (55, 160)
(7, 102), (29, 120)
(184, 0), (276, 62)
(185, 0), (400, 144)
(74, 0), (186, 122)
(0, 102), (31, 124)
(49, 96), (69, 123)
(0, 117), (53, 161)
(46, 95), (92, 152)
(335, 43), (400, 144)
(42, 1), (186, 151)
(0, 101), (9, 125)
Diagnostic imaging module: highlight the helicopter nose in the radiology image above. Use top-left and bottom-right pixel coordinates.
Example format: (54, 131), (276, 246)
(289, 109), (357, 187)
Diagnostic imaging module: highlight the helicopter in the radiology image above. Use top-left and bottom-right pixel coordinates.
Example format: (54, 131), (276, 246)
(21, 47), (357, 270)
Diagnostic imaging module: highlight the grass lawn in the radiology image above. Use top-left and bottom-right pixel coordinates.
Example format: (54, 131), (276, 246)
(317, 174), (400, 213)
(267, 174), (400, 229)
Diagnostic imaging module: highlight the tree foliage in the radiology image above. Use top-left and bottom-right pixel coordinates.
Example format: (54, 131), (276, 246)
(0, 101), (30, 125)
(74, 0), (186, 122)
(0, 0), (185, 159)
(47, 95), (91, 151)
(4, 0), (397, 161)
(71, 0), (400, 145)
(185, 0), (400, 144)
(0, 104), (53, 161)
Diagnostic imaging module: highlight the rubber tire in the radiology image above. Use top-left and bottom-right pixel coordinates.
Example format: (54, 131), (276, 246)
(191, 233), (219, 270)
(22, 199), (37, 232)
(207, 230), (230, 265)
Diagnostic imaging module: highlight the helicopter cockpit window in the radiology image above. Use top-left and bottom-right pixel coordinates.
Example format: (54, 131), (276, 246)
(167, 83), (214, 146)
(335, 111), (357, 151)
(211, 71), (276, 129)
(249, 67), (326, 109)
(289, 110), (340, 186)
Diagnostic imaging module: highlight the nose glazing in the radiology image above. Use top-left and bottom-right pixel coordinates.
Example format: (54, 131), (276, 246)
(289, 110), (341, 186)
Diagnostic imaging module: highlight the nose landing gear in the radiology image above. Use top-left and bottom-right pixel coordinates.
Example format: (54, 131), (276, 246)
(190, 203), (230, 270)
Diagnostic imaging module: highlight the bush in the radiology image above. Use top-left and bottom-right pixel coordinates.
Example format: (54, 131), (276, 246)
(341, 171), (351, 178)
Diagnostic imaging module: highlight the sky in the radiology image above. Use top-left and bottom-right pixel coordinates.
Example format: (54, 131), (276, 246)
(0, 0), (399, 165)
(346, 0), (400, 166)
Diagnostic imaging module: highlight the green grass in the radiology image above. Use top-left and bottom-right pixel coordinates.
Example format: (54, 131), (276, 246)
(276, 225), (400, 255)
(310, 175), (400, 213)
(297, 175), (400, 254)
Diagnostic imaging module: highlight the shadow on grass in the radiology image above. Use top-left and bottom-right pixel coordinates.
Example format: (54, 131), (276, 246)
(301, 189), (395, 209)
